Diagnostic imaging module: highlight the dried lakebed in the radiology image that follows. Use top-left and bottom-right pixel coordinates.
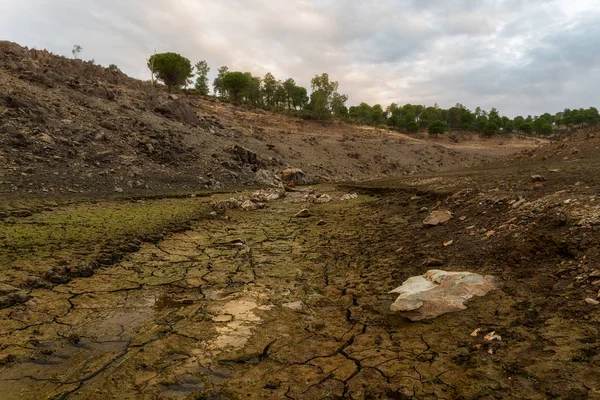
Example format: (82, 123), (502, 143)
(0, 186), (598, 399)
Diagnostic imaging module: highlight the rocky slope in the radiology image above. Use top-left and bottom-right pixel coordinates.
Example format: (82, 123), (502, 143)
(1, 41), (533, 197)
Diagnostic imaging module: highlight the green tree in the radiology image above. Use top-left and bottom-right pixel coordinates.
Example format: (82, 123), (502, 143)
(483, 122), (499, 136)
(147, 52), (193, 90)
(282, 78), (297, 110)
(213, 66), (229, 98)
(521, 122), (533, 135)
(222, 71), (250, 102)
(291, 86), (308, 110)
(488, 108), (501, 125)
(307, 91), (330, 120)
(540, 123), (553, 136)
(406, 121), (419, 133)
(330, 92), (349, 118)
(194, 60), (210, 95)
(371, 104), (384, 125)
(262, 72), (278, 108)
(108, 64), (120, 72)
(428, 120), (445, 137)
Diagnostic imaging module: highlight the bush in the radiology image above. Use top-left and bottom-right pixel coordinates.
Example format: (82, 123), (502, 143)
(407, 121), (419, 133)
(428, 120), (445, 136)
(483, 122), (499, 136)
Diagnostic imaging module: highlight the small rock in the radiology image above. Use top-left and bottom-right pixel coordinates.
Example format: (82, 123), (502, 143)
(531, 175), (546, 182)
(585, 298), (599, 306)
(443, 240), (454, 247)
(459, 216), (467, 221)
(317, 220), (327, 226)
(212, 315), (233, 323)
(114, 187), (123, 193)
(283, 301), (304, 310)
(484, 331), (502, 341)
(241, 200), (258, 211)
(471, 328), (482, 337)
(295, 209), (312, 218)
(340, 193), (358, 201)
(423, 210), (452, 227)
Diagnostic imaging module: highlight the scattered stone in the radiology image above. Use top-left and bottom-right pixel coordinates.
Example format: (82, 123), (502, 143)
(241, 200), (259, 211)
(317, 220), (327, 226)
(512, 197), (526, 209)
(471, 328), (482, 337)
(485, 230), (495, 238)
(312, 194), (332, 204)
(283, 301), (304, 310)
(295, 209), (312, 218)
(484, 331), (502, 341)
(212, 198), (241, 212)
(390, 269), (497, 321)
(443, 240), (454, 247)
(212, 315), (233, 323)
(549, 169), (560, 173)
(531, 175), (546, 182)
(423, 210), (452, 227)
(340, 193), (358, 201)
(114, 187), (123, 193)
(459, 216), (467, 221)
(585, 298), (599, 306)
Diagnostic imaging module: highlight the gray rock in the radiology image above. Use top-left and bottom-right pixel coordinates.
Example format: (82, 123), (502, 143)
(390, 270), (497, 321)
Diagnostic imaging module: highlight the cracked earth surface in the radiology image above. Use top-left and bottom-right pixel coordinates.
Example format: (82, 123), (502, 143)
(0, 183), (599, 399)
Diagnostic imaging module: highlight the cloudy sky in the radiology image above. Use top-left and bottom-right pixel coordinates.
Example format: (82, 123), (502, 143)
(2, 0), (599, 116)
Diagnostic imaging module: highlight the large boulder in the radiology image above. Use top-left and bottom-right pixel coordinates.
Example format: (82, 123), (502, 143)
(390, 270), (496, 321)
(281, 168), (308, 185)
(232, 145), (260, 166)
(154, 99), (201, 126)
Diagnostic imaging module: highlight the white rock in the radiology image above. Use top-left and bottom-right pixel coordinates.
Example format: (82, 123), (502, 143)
(340, 193), (358, 201)
(283, 301), (304, 310)
(390, 270), (497, 321)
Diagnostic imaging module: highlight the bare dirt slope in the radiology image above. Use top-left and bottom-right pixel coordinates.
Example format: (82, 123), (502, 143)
(0, 41), (536, 197)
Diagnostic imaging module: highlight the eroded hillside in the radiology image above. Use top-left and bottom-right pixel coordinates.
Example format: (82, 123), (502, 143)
(1, 41), (536, 198)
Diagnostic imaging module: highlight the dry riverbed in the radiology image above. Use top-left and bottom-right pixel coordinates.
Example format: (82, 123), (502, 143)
(0, 180), (599, 399)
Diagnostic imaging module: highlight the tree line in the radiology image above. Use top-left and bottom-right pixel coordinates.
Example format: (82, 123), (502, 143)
(146, 52), (599, 137)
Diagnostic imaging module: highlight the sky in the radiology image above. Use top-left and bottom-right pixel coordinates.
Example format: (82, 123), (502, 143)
(1, 0), (599, 117)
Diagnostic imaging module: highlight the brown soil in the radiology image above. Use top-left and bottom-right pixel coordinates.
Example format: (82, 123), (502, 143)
(1, 41), (599, 400)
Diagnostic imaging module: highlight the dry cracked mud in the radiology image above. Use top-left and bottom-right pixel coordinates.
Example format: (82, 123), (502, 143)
(1, 181), (599, 399)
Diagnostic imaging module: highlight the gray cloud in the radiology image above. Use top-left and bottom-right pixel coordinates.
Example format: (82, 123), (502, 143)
(1, 0), (598, 117)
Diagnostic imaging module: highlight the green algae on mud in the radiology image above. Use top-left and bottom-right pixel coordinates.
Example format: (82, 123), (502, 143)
(0, 194), (233, 288)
